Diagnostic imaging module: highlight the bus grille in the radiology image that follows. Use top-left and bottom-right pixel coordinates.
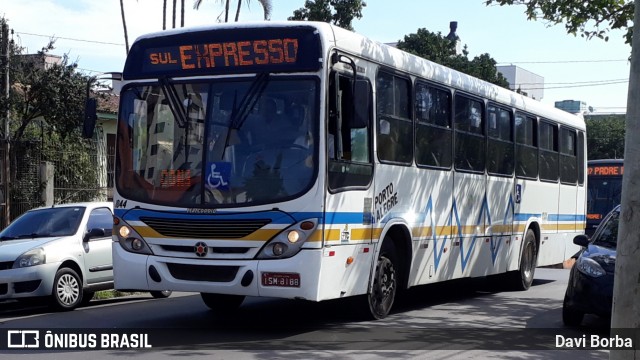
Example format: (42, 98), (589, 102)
(139, 217), (271, 239)
(166, 263), (239, 282)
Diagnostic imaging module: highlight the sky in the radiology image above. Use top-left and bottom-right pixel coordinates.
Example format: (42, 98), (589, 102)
(0, 0), (632, 114)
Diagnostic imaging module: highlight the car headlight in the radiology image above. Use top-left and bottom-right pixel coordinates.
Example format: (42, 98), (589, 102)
(576, 256), (605, 278)
(13, 248), (46, 268)
(256, 219), (318, 259)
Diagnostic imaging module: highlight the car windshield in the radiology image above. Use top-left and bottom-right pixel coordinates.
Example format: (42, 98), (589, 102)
(0, 207), (86, 240)
(592, 209), (619, 249)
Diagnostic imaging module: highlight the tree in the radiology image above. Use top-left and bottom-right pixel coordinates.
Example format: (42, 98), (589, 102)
(484, 0), (634, 44)
(10, 52), (89, 142)
(1, 26), (101, 212)
(193, 0), (272, 22)
(288, 0), (366, 31)
(396, 28), (510, 88)
(120, 0), (130, 53)
(585, 115), (625, 160)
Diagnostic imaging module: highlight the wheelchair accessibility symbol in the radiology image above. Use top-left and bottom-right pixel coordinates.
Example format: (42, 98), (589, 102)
(206, 162), (231, 190)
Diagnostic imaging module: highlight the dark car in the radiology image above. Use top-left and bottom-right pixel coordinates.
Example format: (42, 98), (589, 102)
(562, 205), (619, 326)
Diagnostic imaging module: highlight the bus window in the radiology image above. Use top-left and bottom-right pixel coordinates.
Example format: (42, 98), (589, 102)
(515, 112), (537, 179)
(328, 73), (373, 190)
(454, 95), (485, 172)
(376, 71), (412, 164)
(539, 120), (559, 182)
(487, 104), (514, 176)
(560, 127), (578, 184)
(415, 82), (452, 169)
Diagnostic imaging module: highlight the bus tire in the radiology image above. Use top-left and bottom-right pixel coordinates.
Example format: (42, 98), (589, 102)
(365, 238), (398, 320)
(508, 229), (537, 290)
(200, 293), (245, 312)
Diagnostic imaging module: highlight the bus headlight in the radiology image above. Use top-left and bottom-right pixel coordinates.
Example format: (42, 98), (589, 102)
(114, 217), (154, 255)
(256, 219), (318, 259)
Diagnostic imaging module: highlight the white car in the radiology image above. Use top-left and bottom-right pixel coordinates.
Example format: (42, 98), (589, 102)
(0, 202), (170, 310)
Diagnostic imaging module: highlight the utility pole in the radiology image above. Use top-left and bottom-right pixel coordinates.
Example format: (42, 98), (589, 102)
(0, 20), (10, 228)
(610, 2), (640, 360)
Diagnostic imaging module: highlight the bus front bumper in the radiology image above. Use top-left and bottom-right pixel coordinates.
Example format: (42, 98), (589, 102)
(113, 243), (324, 301)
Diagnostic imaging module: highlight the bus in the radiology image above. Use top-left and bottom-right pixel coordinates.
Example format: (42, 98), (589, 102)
(586, 159), (623, 236)
(103, 21), (586, 319)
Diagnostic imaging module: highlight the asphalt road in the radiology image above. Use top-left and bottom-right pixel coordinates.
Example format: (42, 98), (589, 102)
(0, 268), (622, 359)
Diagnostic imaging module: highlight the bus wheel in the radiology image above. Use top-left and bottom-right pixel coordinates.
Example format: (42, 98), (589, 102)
(509, 229), (537, 290)
(367, 241), (397, 320)
(200, 293), (245, 312)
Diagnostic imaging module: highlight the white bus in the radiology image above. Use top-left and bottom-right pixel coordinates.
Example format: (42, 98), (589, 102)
(106, 21), (586, 319)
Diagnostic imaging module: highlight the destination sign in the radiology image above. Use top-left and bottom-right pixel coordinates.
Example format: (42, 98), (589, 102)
(124, 26), (322, 79)
(587, 165), (624, 176)
(148, 39), (300, 70)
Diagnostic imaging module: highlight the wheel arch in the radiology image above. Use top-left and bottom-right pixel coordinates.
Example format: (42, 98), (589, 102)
(376, 221), (412, 291)
(58, 260), (85, 287)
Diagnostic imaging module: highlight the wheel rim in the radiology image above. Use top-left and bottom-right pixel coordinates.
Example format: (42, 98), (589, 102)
(370, 257), (396, 318)
(522, 241), (534, 282)
(56, 274), (80, 306)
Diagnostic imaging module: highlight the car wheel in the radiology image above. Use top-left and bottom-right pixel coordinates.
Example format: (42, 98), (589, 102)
(562, 300), (584, 326)
(150, 290), (172, 298)
(51, 268), (83, 311)
(200, 293), (245, 312)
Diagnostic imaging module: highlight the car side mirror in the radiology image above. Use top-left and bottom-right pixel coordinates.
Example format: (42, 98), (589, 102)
(83, 228), (106, 242)
(573, 234), (590, 247)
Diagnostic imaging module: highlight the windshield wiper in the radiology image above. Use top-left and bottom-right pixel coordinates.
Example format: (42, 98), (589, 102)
(159, 78), (189, 128)
(219, 73), (270, 160)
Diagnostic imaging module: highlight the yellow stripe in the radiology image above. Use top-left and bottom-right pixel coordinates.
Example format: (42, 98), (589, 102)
(133, 226), (281, 241)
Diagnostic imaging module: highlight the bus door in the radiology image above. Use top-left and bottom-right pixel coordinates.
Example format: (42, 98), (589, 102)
(323, 59), (374, 297)
(485, 104), (515, 275)
(452, 94), (487, 278)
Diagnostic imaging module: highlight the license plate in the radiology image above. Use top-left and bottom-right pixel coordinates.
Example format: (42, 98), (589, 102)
(261, 272), (300, 287)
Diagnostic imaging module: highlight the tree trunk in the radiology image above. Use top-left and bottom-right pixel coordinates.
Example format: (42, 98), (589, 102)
(610, 2), (640, 360)
(119, 0), (129, 54)
(163, 0), (167, 30)
(181, 0), (185, 27)
(172, 0), (177, 28)
(235, 0), (242, 21)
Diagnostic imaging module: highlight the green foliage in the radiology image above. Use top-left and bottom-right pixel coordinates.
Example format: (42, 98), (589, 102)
(396, 28), (510, 88)
(288, 0), (366, 31)
(484, 0), (634, 45)
(585, 114), (626, 160)
(1, 19), (101, 208)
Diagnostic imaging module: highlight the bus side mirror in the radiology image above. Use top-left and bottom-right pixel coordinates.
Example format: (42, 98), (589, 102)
(82, 98), (98, 139)
(352, 80), (371, 128)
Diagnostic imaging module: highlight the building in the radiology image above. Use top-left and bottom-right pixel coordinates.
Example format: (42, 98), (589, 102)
(496, 65), (545, 101)
(18, 53), (62, 70)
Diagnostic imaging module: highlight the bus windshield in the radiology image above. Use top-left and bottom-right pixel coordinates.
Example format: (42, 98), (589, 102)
(587, 176), (623, 222)
(116, 77), (318, 208)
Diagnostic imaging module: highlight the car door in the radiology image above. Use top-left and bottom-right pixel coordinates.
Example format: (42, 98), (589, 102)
(82, 207), (114, 285)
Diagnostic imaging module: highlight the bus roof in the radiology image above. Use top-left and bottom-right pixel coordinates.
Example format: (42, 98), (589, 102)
(127, 21), (584, 130)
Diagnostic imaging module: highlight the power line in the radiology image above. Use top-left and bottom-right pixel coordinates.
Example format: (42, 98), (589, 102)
(522, 80), (628, 90)
(15, 31), (124, 46)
